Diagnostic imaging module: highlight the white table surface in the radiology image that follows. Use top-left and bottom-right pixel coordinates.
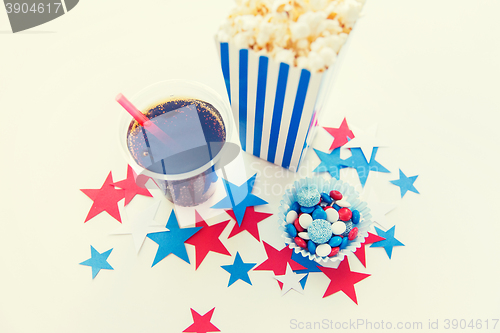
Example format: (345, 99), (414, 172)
(1, 0), (499, 332)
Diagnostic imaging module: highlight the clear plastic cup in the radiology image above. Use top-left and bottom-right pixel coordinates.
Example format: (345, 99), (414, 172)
(118, 80), (238, 207)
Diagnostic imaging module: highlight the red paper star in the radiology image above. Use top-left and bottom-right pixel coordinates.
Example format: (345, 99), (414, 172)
(112, 165), (153, 206)
(319, 258), (370, 304)
(185, 211), (231, 270)
(323, 118), (355, 150)
(183, 307), (220, 333)
(254, 242), (306, 275)
(353, 232), (387, 267)
(226, 207), (273, 241)
(81, 172), (125, 223)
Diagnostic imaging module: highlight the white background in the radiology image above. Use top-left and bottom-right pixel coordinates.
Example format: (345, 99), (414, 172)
(1, 0), (499, 332)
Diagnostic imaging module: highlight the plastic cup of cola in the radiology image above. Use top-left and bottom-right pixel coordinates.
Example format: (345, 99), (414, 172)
(117, 80), (239, 207)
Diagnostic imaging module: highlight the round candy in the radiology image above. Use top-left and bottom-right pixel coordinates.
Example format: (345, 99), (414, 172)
(329, 190), (343, 200)
(323, 206), (333, 210)
(312, 207), (327, 220)
(348, 227), (359, 241)
(290, 201), (301, 213)
(335, 199), (351, 208)
(286, 210), (298, 224)
(338, 207), (352, 221)
(294, 218), (305, 232)
(315, 243), (332, 257)
(320, 193), (333, 204)
(298, 232), (310, 240)
(308, 219), (333, 244)
(297, 187), (321, 207)
(300, 206), (315, 214)
(328, 247), (340, 257)
(351, 210), (360, 224)
(326, 209), (339, 223)
(331, 221), (347, 235)
(340, 236), (349, 249)
(328, 235), (343, 247)
(286, 223), (297, 238)
(298, 213), (313, 229)
(341, 221), (353, 237)
(332, 203), (341, 211)
(294, 236), (307, 249)
(307, 240), (317, 254)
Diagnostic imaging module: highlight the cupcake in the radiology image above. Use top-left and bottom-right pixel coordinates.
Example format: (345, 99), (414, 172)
(215, 0), (365, 171)
(278, 176), (372, 264)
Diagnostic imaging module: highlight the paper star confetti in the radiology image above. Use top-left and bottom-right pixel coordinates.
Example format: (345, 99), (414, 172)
(291, 252), (323, 289)
(185, 211), (231, 270)
(226, 206), (272, 242)
(390, 169), (420, 198)
(110, 201), (167, 254)
(371, 226), (405, 259)
(112, 165), (153, 205)
(79, 246), (114, 279)
(323, 118), (355, 150)
(318, 259), (370, 304)
(81, 172), (125, 223)
(361, 189), (397, 229)
(146, 210), (201, 267)
(183, 308), (220, 333)
(211, 174), (268, 227)
(221, 252), (256, 287)
(353, 232), (386, 267)
(342, 147), (390, 187)
(254, 242), (306, 275)
(274, 264), (307, 296)
(343, 123), (386, 161)
(313, 148), (347, 178)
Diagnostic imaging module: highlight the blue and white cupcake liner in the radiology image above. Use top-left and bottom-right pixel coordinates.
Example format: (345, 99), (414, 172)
(278, 176), (372, 265)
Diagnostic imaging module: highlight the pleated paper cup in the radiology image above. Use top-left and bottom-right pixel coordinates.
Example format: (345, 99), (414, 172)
(216, 33), (355, 171)
(278, 176), (372, 264)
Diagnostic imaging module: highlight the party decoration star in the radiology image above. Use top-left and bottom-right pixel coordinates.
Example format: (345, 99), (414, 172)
(361, 188), (397, 229)
(274, 264), (307, 296)
(146, 210), (201, 266)
(185, 211), (231, 270)
(211, 174), (268, 227)
(254, 242), (306, 275)
(221, 252), (256, 287)
(343, 123), (386, 161)
(323, 118), (355, 150)
(81, 172), (125, 223)
(370, 226), (405, 259)
(110, 201), (167, 254)
(226, 206), (272, 242)
(353, 232), (386, 267)
(291, 252), (323, 289)
(79, 246), (114, 279)
(342, 147), (390, 187)
(390, 169), (420, 198)
(183, 308), (220, 333)
(313, 148), (347, 178)
(319, 259), (370, 304)
(112, 165), (153, 206)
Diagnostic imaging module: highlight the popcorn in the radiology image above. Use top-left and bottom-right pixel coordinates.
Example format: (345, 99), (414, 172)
(217, 0), (365, 73)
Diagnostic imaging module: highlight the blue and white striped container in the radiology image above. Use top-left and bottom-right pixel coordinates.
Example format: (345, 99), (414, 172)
(217, 42), (338, 171)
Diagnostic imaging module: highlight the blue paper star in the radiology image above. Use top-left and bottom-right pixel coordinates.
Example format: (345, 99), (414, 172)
(79, 246), (114, 279)
(211, 174), (268, 227)
(342, 147), (390, 187)
(146, 210), (201, 267)
(370, 226), (404, 259)
(390, 169), (419, 198)
(313, 148), (347, 178)
(221, 252), (256, 287)
(291, 252), (323, 289)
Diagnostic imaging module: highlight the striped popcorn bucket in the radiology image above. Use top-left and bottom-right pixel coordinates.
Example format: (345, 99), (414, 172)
(217, 42), (339, 171)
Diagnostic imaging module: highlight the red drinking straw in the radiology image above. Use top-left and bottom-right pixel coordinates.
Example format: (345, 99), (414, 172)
(116, 93), (173, 145)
